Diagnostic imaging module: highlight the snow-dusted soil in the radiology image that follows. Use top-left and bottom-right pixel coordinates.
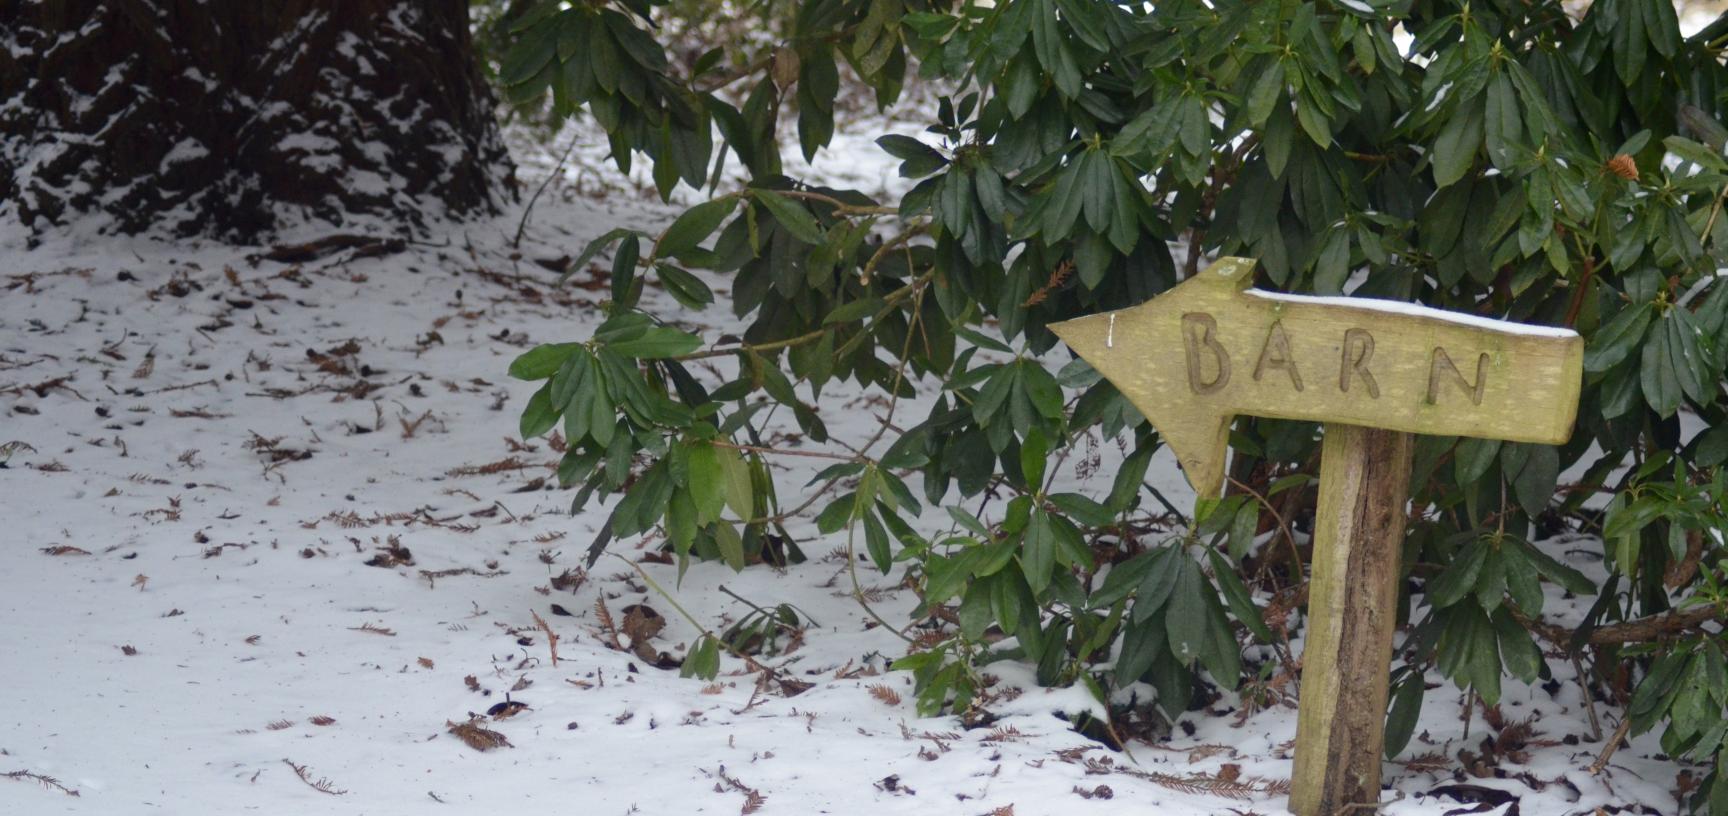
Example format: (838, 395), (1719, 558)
(0, 130), (1692, 815)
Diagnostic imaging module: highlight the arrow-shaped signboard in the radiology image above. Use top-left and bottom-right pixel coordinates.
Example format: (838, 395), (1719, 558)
(1050, 257), (1583, 498)
(1049, 258), (1584, 816)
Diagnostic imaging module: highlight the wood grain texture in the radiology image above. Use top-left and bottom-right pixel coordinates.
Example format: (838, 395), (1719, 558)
(1289, 424), (1414, 816)
(1048, 257), (1583, 497)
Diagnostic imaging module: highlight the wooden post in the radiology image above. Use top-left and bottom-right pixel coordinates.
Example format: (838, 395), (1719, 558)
(1289, 423), (1414, 816)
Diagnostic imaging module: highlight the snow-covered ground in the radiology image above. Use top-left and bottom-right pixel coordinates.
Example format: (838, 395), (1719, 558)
(0, 125), (1692, 815)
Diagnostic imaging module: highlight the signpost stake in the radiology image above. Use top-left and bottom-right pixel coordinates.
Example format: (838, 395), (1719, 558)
(1289, 424), (1413, 816)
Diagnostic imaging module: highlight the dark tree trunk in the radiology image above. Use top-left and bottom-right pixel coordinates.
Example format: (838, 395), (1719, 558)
(0, 0), (515, 243)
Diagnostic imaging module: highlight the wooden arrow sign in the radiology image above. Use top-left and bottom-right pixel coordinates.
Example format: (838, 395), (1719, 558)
(1049, 257), (1584, 816)
(1048, 257), (1583, 498)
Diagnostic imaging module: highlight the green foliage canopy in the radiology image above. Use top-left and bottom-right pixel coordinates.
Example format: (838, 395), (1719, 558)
(497, 0), (1728, 809)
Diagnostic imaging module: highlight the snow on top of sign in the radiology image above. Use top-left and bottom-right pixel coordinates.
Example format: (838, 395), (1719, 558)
(1246, 289), (1580, 338)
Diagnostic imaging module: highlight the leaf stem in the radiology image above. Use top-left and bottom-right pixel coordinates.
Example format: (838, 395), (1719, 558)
(712, 441), (858, 462)
(672, 267), (930, 362)
(769, 188), (900, 217)
(612, 553), (778, 672)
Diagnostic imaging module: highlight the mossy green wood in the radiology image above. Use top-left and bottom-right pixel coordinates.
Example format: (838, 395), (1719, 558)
(1047, 257), (1584, 499)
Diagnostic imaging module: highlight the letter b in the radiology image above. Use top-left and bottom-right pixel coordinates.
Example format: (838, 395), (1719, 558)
(1182, 313), (1231, 395)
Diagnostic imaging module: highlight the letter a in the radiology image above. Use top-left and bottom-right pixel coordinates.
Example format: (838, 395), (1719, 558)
(1253, 320), (1304, 391)
(1182, 313), (1231, 395)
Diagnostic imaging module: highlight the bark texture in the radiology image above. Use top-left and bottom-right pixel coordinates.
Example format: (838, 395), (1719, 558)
(1290, 424), (1415, 816)
(0, 0), (514, 242)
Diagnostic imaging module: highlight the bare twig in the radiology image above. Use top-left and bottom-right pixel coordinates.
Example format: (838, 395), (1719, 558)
(1226, 474), (1303, 579)
(514, 132), (579, 249)
(531, 609), (561, 666)
(139, 378), (220, 396)
(672, 269), (931, 362)
(768, 188), (899, 218)
(1572, 653), (1603, 742)
(282, 759), (347, 795)
(712, 441), (857, 462)
(1517, 604), (1722, 647)
(3, 770), (79, 797)
(1588, 714), (1636, 775)
(595, 596), (624, 650)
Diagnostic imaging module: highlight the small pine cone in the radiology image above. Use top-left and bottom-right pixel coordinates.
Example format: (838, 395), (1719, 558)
(1606, 154), (1639, 180)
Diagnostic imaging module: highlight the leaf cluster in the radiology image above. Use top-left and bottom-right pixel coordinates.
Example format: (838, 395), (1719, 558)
(495, 1), (1728, 806)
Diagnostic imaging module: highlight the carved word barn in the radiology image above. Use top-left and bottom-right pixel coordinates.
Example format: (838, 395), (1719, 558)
(1049, 258), (1584, 498)
(1181, 310), (1529, 408)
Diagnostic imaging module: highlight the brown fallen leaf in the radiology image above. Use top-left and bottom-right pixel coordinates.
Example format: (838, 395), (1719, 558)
(446, 718), (511, 751)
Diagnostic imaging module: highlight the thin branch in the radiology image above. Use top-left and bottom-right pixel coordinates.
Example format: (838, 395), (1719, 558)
(673, 267), (931, 362)
(769, 188), (900, 217)
(530, 609), (561, 667)
(3, 770), (79, 797)
(1226, 474), (1304, 579)
(1588, 714), (1636, 775)
(692, 53), (774, 93)
(1517, 604), (1722, 647)
(514, 132), (579, 249)
(844, 475), (916, 645)
(743, 472), (846, 525)
(282, 759), (347, 795)
(673, 327), (827, 362)
(1572, 653), (1603, 742)
(860, 226), (928, 284)
(859, 283), (928, 456)
(719, 584), (820, 627)
(613, 554), (815, 681)
(713, 441), (858, 462)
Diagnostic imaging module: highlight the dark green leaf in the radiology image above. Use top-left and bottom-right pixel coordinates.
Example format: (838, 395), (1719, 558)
(1049, 492), (1112, 526)
(1512, 445), (1559, 517)
(1431, 100), (1483, 188)
(1020, 426), (1049, 486)
(824, 296), (885, 325)
(658, 264), (715, 309)
(1246, 59), (1284, 127)
(608, 327), (702, 359)
(1208, 548), (1272, 642)
(753, 190), (823, 243)
(1384, 670), (1426, 759)
(509, 343), (580, 381)
(563, 228), (635, 285)
(1426, 537), (1486, 608)
(1640, 318), (1683, 417)
(1114, 617), (1166, 683)
(1493, 607), (1542, 682)
(659, 198), (737, 258)
(1584, 303), (1652, 373)
(1021, 509), (1058, 594)
(863, 510), (892, 573)
(1483, 72), (1521, 169)
(1454, 437), (1500, 486)
(519, 383), (559, 438)
(1506, 536), (1595, 595)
